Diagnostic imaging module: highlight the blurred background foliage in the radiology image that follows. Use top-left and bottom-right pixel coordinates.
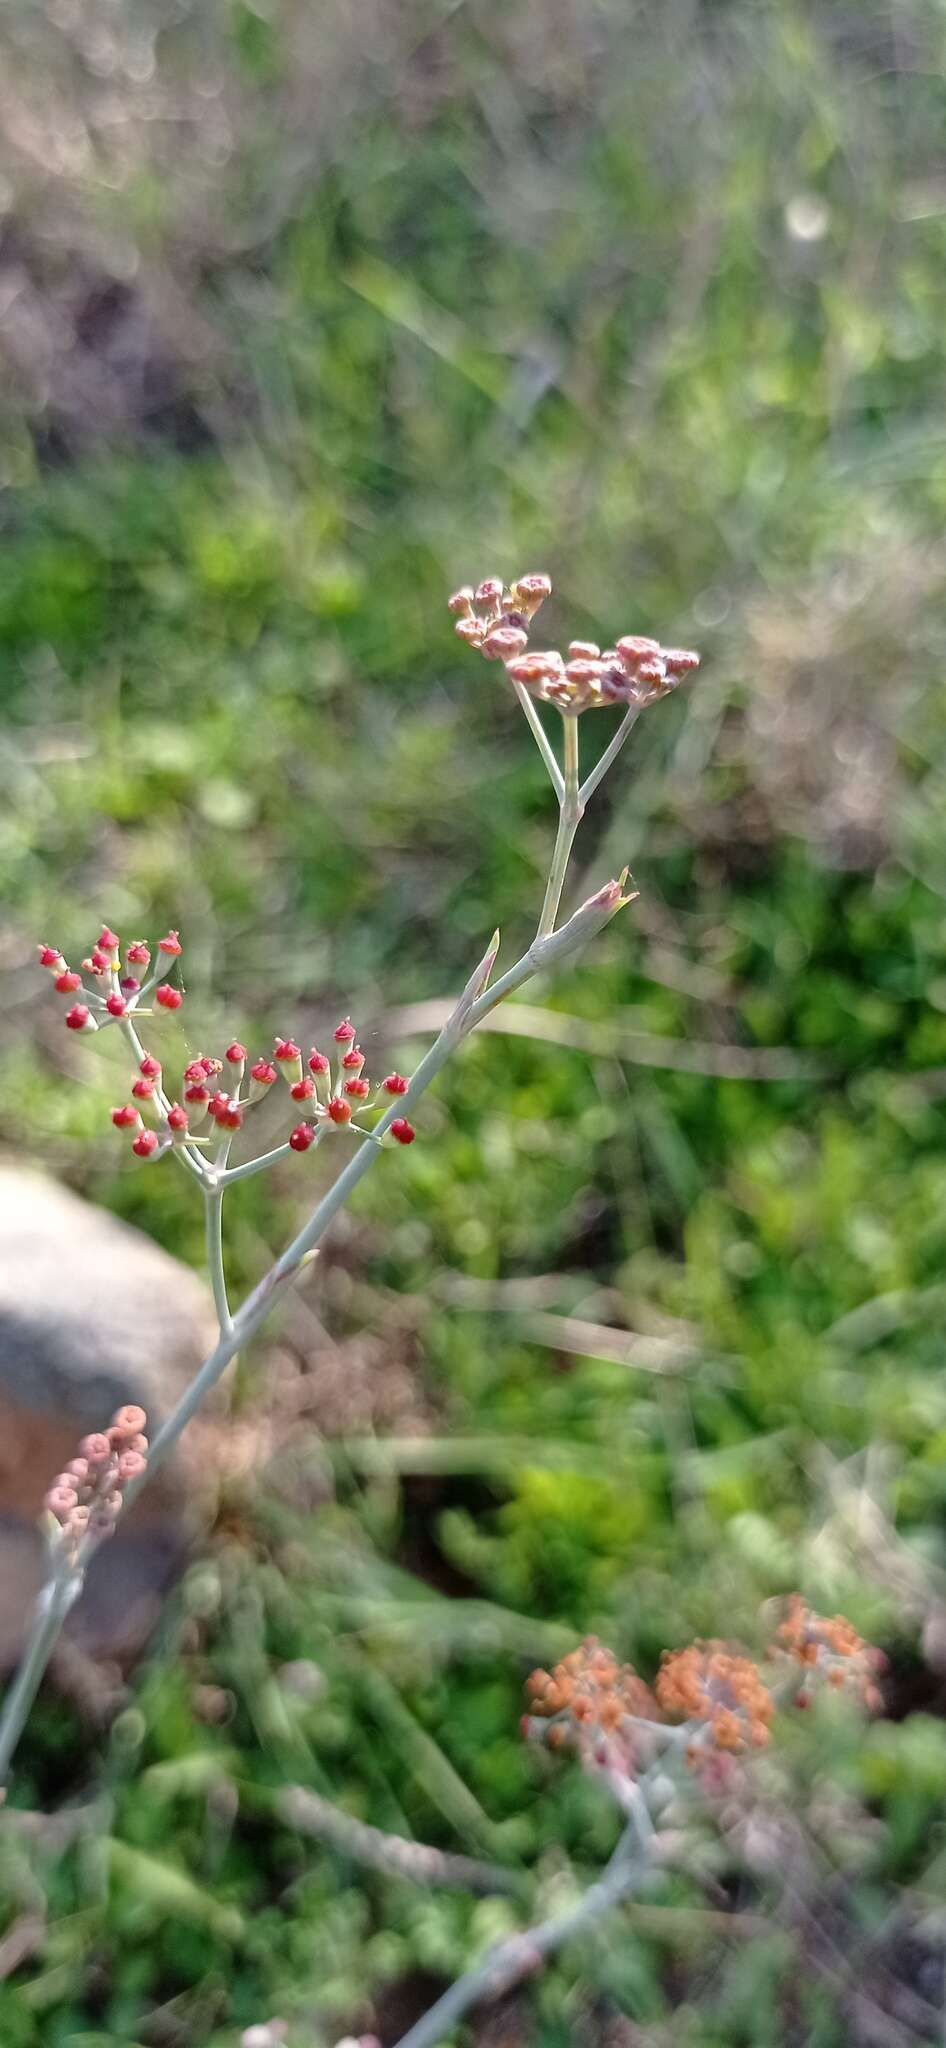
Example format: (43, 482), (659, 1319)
(3, 0), (946, 2040)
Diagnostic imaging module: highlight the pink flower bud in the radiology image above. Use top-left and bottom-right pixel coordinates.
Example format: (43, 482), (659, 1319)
(78, 1434), (112, 1465)
(106, 993), (127, 1018)
(511, 573), (552, 612)
(333, 1018), (356, 1043)
(140, 1055), (162, 1077)
(327, 1095), (352, 1124)
(341, 1046), (364, 1071)
(568, 640), (600, 660)
(381, 1073), (409, 1095)
(307, 1049), (330, 1075)
(274, 1038), (301, 1062)
(290, 1077), (316, 1101)
(167, 1104), (188, 1133)
(482, 626), (529, 661)
(208, 1091), (230, 1120)
(225, 1041), (247, 1065)
(155, 983), (182, 1010)
(184, 1082), (210, 1105)
(54, 969), (82, 993)
(345, 1077), (370, 1099)
(126, 941), (151, 966)
(98, 927), (121, 955)
(44, 1484), (79, 1521)
(111, 1105), (141, 1129)
(250, 1060), (278, 1086)
(132, 1130), (160, 1158)
(132, 1078), (155, 1099)
(66, 1457), (89, 1483)
(455, 616), (485, 644)
(289, 1123), (317, 1152)
(615, 634), (661, 666)
(90, 949), (109, 973)
(662, 647), (700, 677)
(38, 944), (64, 969)
(158, 931), (182, 956)
(120, 976), (141, 995)
(117, 1448), (147, 1481)
(390, 1118), (416, 1144)
(475, 577), (504, 606)
(65, 1004), (96, 1032)
(111, 1404), (147, 1438)
(182, 1059), (207, 1082)
(220, 1099), (243, 1130)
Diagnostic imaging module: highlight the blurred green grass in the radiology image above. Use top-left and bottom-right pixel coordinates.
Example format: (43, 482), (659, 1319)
(4, 1), (946, 2041)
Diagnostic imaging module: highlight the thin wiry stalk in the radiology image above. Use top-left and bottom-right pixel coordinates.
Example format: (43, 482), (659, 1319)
(579, 704), (641, 807)
(510, 676), (565, 799)
(205, 1186), (232, 1335)
(390, 1815), (653, 2048)
(536, 714), (583, 938)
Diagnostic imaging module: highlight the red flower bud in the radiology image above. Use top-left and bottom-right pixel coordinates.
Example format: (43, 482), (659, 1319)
(90, 949), (109, 973)
(307, 1049), (330, 1075)
(126, 941), (151, 965)
(289, 1123), (317, 1152)
(65, 1004), (96, 1032)
(98, 927), (121, 955)
(140, 1055), (162, 1077)
(54, 969), (82, 993)
(38, 945), (64, 969)
(225, 1041), (247, 1064)
(132, 1130), (160, 1158)
(333, 1018), (356, 1043)
(120, 976), (141, 994)
(341, 1046), (365, 1071)
(155, 983), (182, 1010)
(220, 1099), (243, 1130)
(182, 1060), (206, 1082)
(290, 1076), (316, 1102)
(382, 1073), (409, 1095)
(111, 1105), (141, 1129)
(158, 931), (182, 956)
(106, 993), (127, 1018)
(132, 1078), (155, 1099)
(167, 1104), (188, 1133)
(208, 1091), (230, 1120)
(250, 1059), (277, 1086)
(345, 1077), (370, 1098)
(390, 1118), (416, 1145)
(274, 1038), (301, 1062)
(184, 1082), (210, 1105)
(327, 1095), (352, 1124)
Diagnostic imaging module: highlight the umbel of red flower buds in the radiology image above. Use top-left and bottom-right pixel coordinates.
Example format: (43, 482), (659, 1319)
(449, 574), (699, 717)
(43, 1405), (149, 1562)
(38, 923), (185, 1036)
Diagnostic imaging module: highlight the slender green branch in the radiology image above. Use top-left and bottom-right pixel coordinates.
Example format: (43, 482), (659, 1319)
(205, 1186), (232, 1335)
(391, 1816), (653, 2048)
(510, 678), (565, 800)
(579, 704), (641, 808)
(218, 1140), (295, 1186)
(536, 714), (583, 939)
(0, 1565), (82, 1787)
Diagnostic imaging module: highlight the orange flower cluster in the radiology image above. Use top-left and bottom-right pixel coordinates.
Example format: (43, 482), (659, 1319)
(655, 1643), (775, 1753)
(449, 576), (699, 717)
(774, 1596), (885, 1712)
(524, 1637), (659, 1764)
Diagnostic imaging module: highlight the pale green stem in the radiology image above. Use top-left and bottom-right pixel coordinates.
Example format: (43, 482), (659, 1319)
(218, 1140), (295, 1186)
(510, 678), (565, 800)
(579, 704), (641, 808)
(0, 1563), (82, 1785)
(536, 714), (582, 939)
(205, 1186), (232, 1335)
(391, 1814), (653, 2048)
